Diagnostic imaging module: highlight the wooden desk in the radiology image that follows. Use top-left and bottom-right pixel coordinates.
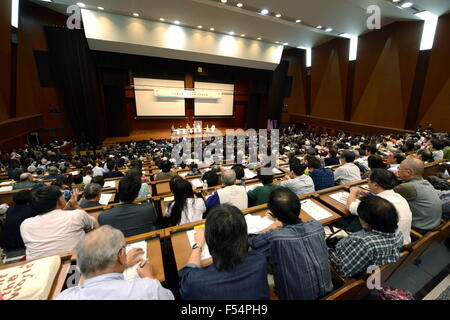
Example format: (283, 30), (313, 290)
(125, 230), (166, 282)
(316, 188), (351, 217)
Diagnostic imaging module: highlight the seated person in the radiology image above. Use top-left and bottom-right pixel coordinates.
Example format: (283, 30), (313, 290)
(92, 175), (105, 187)
(201, 170), (219, 188)
(13, 173), (42, 190)
(155, 160), (177, 181)
(126, 169), (150, 200)
(20, 186), (97, 260)
(71, 174), (85, 193)
(98, 175), (158, 237)
(0, 190), (36, 255)
(165, 177), (206, 226)
(179, 204), (269, 300)
(430, 139), (444, 161)
(394, 158), (442, 233)
(324, 147), (340, 167)
(103, 161), (124, 179)
(329, 195), (404, 278)
(80, 183), (102, 209)
(333, 150), (362, 185)
(307, 156), (335, 191)
(51, 176), (72, 202)
(280, 159), (315, 196)
(93, 161), (104, 177)
(361, 155), (386, 179)
(416, 149), (433, 163)
(205, 170), (248, 210)
(231, 164), (245, 185)
(249, 187), (333, 300)
(44, 166), (63, 180)
(56, 226), (174, 300)
(347, 169), (412, 245)
(185, 162), (201, 177)
(247, 168), (280, 207)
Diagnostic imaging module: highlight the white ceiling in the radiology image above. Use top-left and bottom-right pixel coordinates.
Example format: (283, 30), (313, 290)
(33, 0), (450, 48)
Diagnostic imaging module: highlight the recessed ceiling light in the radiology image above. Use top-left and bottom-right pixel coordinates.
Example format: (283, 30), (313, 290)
(221, 0), (227, 3)
(210, 27), (215, 31)
(133, 13), (139, 17)
(275, 13), (282, 18)
(174, 20), (180, 25)
(275, 41), (280, 44)
(241, 34), (245, 37)
(97, 7), (104, 10)
(237, 3), (243, 7)
(76, 2), (85, 7)
(392, 0), (400, 2)
(160, 18), (165, 22)
(261, 9), (269, 15)
(401, 2), (413, 8)
(257, 37), (261, 40)
(325, 28), (333, 32)
(198, 25), (203, 29)
(283, 42), (288, 46)
(229, 31), (235, 35)
(316, 25), (323, 29)
(295, 19), (301, 23)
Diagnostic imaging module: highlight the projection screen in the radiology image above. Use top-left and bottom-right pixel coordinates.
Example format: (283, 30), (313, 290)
(194, 82), (235, 117)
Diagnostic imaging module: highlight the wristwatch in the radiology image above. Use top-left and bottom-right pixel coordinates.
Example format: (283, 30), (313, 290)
(192, 243), (200, 250)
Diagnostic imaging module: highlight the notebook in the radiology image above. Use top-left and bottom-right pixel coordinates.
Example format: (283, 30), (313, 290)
(244, 169), (257, 179)
(245, 214), (275, 234)
(0, 186), (13, 192)
(300, 199), (333, 221)
(104, 181), (116, 188)
(186, 230), (211, 261)
(123, 241), (147, 280)
(329, 192), (349, 205)
(191, 179), (203, 189)
(99, 193), (113, 205)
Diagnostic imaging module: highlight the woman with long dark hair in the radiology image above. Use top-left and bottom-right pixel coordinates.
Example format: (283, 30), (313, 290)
(165, 177), (205, 226)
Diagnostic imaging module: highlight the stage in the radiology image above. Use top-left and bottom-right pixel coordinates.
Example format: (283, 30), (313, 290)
(103, 127), (241, 144)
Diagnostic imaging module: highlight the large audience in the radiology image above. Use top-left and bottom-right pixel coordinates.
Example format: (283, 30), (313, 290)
(0, 124), (449, 300)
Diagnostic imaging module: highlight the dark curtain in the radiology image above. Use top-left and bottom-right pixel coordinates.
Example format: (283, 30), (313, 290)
(44, 26), (103, 145)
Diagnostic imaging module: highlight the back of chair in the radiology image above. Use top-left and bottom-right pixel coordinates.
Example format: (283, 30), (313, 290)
(434, 221), (450, 244)
(323, 280), (369, 300)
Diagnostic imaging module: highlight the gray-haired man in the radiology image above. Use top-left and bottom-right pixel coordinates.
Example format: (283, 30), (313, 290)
(56, 225), (174, 300)
(80, 183), (102, 209)
(205, 170), (248, 210)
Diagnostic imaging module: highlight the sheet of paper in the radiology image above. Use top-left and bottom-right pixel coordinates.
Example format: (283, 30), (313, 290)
(186, 229), (211, 261)
(0, 186), (13, 192)
(244, 168), (257, 179)
(191, 179), (204, 189)
(123, 241), (147, 280)
(272, 168), (283, 174)
(245, 183), (263, 192)
(99, 193), (113, 205)
(179, 172), (189, 177)
(388, 164), (399, 171)
(329, 192), (349, 205)
(0, 181), (13, 186)
(70, 171), (79, 175)
(300, 199), (333, 221)
(104, 181), (116, 188)
(202, 168), (211, 173)
(245, 214), (275, 234)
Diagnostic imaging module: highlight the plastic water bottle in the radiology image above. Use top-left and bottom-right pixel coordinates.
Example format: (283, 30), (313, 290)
(203, 180), (208, 193)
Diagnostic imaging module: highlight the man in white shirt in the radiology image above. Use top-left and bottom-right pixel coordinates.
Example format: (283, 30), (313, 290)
(205, 170), (248, 210)
(280, 159), (315, 195)
(21, 186), (98, 260)
(93, 161), (104, 177)
(347, 168), (412, 245)
(56, 225), (174, 300)
(334, 150), (362, 185)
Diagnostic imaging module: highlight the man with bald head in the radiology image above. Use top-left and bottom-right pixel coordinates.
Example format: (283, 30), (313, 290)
(13, 173), (42, 190)
(56, 225), (174, 300)
(205, 169), (248, 210)
(394, 158), (442, 233)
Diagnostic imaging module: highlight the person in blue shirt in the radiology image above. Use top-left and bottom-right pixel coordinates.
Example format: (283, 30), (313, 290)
(249, 187), (333, 300)
(307, 156), (335, 191)
(179, 204), (270, 300)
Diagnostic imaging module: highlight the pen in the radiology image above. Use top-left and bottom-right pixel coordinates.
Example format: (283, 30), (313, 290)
(139, 259), (148, 268)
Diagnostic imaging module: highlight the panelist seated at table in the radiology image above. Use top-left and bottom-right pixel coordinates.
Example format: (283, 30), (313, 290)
(56, 226), (174, 300)
(98, 175), (159, 237)
(249, 187), (333, 300)
(328, 195), (404, 278)
(280, 159), (315, 196)
(205, 170), (248, 211)
(178, 204), (270, 300)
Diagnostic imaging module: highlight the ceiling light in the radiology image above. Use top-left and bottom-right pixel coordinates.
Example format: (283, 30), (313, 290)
(275, 14), (282, 18)
(261, 9), (269, 15)
(133, 13), (139, 17)
(210, 27), (215, 31)
(283, 42), (288, 46)
(401, 2), (413, 8)
(237, 3), (243, 7)
(159, 18), (165, 22)
(97, 7), (104, 10)
(295, 19), (301, 23)
(229, 31), (235, 35)
(392, 0), (400, 2)
(174, 20), (180, 25)
(198, 25), (203, 29)
(221, 0), (227, 3)
(316, 25), (322, 29)
(76, 2), (85, 7)
(241, 34), (245, 37)
(275, 41), (280, 44)
(257, 37), (261, 40)
(415, 11), (438, 50)
(325, 28), (333, 32)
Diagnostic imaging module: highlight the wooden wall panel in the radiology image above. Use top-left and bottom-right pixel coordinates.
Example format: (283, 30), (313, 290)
(0, 1), (11, 122)
(311, 38), (349, 120)
(282, 49), (307, 116)
(417, 13), (450, 132)
(351, 21), (422, 128)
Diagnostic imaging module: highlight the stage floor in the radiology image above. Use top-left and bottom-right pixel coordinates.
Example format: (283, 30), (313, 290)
(103, 128), (240, 144)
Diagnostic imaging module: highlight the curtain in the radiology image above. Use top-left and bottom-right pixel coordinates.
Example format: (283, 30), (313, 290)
(44, 26), (104, 145)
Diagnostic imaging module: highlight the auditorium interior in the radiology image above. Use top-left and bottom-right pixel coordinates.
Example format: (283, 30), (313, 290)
(0, 0), (449, 302)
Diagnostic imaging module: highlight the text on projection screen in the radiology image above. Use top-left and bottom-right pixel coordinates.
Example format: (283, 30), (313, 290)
(134, 78), (186, 117)
(194, 82), (234, 117)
